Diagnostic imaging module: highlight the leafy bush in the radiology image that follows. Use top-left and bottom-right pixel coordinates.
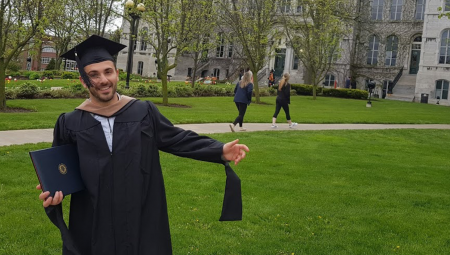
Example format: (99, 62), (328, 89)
(174, 85), (193, 97)
(28, 72), (41, 80)
(69, 84), (89, 98)
(322, 88), (368, 99)
(43, 70), (55, 79)
(5, 88), (16, 99)
(16, 82), (39, 99)
(147, 84), (162, 97)
(134, 84), (148, 97)
(6, 71), (21, 77)
(288, 84), (368, 99)
(62, 72), (79, 79)
(49, 89), (75, 98)
(289, 84), (323, 95)
(167, 87), (177, 97)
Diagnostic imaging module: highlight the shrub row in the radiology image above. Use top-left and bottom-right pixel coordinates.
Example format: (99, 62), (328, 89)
(285, 83), (368, 99)
(6, 82), (367, 100)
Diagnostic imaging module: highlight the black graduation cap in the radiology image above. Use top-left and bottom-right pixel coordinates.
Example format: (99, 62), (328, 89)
(60, 35), (126, 87)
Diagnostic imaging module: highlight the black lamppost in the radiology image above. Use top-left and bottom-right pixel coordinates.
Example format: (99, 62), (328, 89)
(125, 0), (145, 89)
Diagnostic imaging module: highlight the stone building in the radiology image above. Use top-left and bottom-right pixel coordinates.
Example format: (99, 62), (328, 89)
(116, 0), (450, 105)
(415, 0), (450, 105)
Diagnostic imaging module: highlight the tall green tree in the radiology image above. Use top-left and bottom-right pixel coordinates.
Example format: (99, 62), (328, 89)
(0, 0), (51, 110)
(282, 0), (350, 99)
(46, 0), (79, 70)
(141, 0), (212, 105)
(216, 0), (280, 104)
(181, 1), (217, 88)
(74, 0), (122, 37)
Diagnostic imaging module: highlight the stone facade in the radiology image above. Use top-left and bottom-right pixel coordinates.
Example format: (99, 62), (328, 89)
(115, 0), (450, 105)
(415, 0), (450, 105)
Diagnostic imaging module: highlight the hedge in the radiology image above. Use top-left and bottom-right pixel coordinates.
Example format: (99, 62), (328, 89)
(275, 83), (368, 99)
(5, 83), (368, 100)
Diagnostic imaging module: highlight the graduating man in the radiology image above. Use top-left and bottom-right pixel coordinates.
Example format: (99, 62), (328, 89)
(36, 35), (249, 255)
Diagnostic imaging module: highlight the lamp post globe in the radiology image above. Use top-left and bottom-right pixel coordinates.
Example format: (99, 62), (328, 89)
(125, 0), (134, 8)
(137, 3), (145, 11)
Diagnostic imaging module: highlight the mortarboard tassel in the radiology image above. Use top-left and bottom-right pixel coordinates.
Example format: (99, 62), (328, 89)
(219, 163), (242, 221)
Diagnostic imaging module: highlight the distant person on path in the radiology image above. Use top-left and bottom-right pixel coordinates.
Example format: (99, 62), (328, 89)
(230, 71), (254, 132)
(238, 69), (244, 80)
(271, 73), (297, 128)
(345, 76), (351, 89)
(36, 35), (248, 255)
(268, 69), (275, 87)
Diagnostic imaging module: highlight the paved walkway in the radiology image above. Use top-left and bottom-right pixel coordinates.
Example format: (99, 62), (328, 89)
(1, 123), (450, 147)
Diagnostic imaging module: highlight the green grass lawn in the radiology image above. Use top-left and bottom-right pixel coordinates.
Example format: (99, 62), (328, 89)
(1, 130), (449, 254)
(2, 96), (450, 131)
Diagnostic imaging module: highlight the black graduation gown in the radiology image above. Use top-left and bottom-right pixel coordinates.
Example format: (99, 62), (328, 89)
(46, 100), (231, 255)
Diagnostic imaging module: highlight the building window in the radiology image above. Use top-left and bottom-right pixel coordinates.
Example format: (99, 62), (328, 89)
(65, 60), (77, 71)
(228, 42), (233, 58)
(187, 68), (192, 77)
(390, 0), (403, 20)
(445, 0), (450, 11)
(140, 40), (147, 51)
(439, 29), (450, 64)
(41, 57), (51, 64)
(367, 35), (379, 65)
(293, 54), (299, 70)
(216, 33), (225, 58)
(140, 27), (148, 51)
(42, 47), (56, 53)
(213, 68), (220, 78)
(137, 61), (144, 76)
(415, 0), (425, 20)
(279, 0), (291, 13)
(133, 40), (137, 51)
(436, 80), (449, 99)
(324, 74), (335, 87)
(296, 0), (303, 13)
(385, 35), (398, 66)
(371, 0), (384, 20)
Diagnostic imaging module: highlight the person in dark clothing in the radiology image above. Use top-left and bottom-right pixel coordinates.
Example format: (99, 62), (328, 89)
(230, 71), (253, 132)
(271, 73), (297, 128)
(345, 76), (351, 89)
(36, 35), (249, 255)
(268, 69), (275, 87)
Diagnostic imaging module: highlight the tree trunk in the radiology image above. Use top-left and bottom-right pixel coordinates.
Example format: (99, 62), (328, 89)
(0, 59), (6, 110)
(161, 71), (168, 105)
(191, 60), (198, 88)
(253, 74), (260, 103)
(313, 84), (317, 100)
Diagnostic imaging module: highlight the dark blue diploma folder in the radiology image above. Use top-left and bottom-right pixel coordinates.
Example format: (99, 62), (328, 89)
(29, 144), (85, 197)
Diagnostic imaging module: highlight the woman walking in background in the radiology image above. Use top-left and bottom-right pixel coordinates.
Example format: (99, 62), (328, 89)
(272, 73), (297, 128)
(230, 71), (254, 132)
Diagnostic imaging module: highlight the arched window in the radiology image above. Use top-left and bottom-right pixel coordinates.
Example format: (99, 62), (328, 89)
(436, 80), (449, 99)
(390, 0), (403, 20)
(415, 0), (425, 20)
(439, 29), (450, 64)
(324, 74), (336, 87)
(367, 35), (379, 65)
(371, 0), (384, 20)
(385, 35), (398, 66)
